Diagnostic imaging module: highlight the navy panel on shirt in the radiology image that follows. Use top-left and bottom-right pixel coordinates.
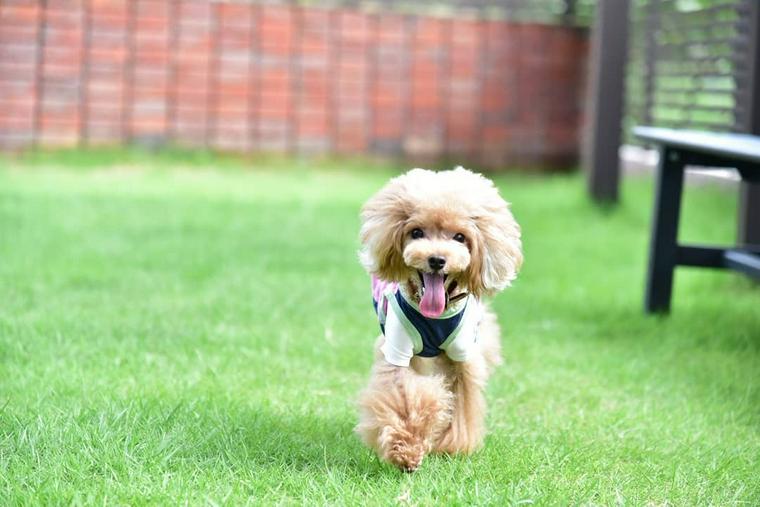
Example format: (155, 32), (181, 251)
(372, 298), (385, 334)
(395, 291), (465, 357)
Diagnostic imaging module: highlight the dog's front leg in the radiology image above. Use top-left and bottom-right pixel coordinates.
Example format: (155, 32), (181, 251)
(434, 355), (489, 455)
(356, 360), (452, 472)
(436, 308), (502, 454)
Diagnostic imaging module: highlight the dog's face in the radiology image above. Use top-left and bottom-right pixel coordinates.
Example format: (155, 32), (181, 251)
(360, 167), (522, 317)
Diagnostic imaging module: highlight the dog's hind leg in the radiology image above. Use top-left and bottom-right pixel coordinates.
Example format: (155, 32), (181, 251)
(356, 359), (453, 472)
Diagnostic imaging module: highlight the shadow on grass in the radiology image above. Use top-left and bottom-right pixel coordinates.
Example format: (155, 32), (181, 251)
(557, 299), (760, 424)
(157, 400), (398, 480)
(568, 285), (760, 352)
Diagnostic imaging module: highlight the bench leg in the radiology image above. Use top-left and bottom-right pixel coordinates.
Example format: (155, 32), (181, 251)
(645, 147), (685, 313)
(738, 182), (760, 246)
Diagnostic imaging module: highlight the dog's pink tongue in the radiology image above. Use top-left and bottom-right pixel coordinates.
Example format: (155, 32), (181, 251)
(420, 272), (446, 318)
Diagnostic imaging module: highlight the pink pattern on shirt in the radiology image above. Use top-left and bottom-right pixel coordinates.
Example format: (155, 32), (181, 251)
(371, 275), (398, 315)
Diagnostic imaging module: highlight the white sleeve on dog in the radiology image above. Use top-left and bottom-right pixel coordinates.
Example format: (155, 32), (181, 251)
(442, 299), (482, 362)
(380, 308), (415, 367)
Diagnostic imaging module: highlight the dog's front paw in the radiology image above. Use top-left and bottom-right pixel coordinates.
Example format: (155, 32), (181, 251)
(379, 428), (428, 472)
(389, 440), (426, 472)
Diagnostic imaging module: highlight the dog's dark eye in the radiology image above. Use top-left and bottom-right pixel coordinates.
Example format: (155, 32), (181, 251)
(453, 233), (466, 243)
(411, 228), (424, 239)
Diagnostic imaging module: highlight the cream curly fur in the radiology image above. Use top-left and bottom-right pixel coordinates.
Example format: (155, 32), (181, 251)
(356, 167), (522, 472)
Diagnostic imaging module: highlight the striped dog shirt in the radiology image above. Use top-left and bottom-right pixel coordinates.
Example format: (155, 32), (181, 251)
(371, 276), (482, 367)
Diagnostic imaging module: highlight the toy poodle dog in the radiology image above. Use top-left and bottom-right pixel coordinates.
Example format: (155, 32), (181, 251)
(355, 167), (523, 472)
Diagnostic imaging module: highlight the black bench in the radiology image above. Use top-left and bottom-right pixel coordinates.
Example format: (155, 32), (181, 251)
(633, 126), (760, 313)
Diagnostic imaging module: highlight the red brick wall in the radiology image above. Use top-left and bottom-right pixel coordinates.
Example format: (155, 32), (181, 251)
(0, 1), (588, 168)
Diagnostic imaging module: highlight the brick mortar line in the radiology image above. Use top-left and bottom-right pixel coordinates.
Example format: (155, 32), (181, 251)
(290, 2), (301, 154)
(328, 8), (339, 153)
(248, 3), (260, 151)
(32, 0), (49, 147)
(166, 0), (181, 145)
(123, 0), (137, 143)
(206, 3), (220, 148)
(79, 0), (91, 146)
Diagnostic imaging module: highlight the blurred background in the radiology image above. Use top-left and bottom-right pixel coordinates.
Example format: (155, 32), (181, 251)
(0, 0), (754, 172)
(1, 0), (591, 168)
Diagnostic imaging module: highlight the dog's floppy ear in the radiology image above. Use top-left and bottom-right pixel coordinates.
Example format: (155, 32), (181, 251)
(358, 175), (413, 281)
(465, 177), (523, 297)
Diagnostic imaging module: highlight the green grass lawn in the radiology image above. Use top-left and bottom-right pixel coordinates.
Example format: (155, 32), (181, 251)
(1, 152), (758, 505)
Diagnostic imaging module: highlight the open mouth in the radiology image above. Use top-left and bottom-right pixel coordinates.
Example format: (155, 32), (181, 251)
(417, 270), (450, 318)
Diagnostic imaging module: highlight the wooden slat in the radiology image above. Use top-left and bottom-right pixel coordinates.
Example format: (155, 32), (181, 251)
(738, 0), (760, 245)
(625, 0), (753, 146)
(634, 126), (760, 163)
(724, 249), (760, 278)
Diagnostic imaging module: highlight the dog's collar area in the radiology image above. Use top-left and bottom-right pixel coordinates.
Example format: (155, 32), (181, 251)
(448, 292), (468, 304)
(399, 283), (469, 317)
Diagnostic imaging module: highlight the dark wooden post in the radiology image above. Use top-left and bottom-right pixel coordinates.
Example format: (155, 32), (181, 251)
(739, 0), (760, 246)
(583, 0), (630, 203)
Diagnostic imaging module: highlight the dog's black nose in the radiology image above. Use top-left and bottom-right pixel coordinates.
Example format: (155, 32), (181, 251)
(428, 256), (446, 271)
